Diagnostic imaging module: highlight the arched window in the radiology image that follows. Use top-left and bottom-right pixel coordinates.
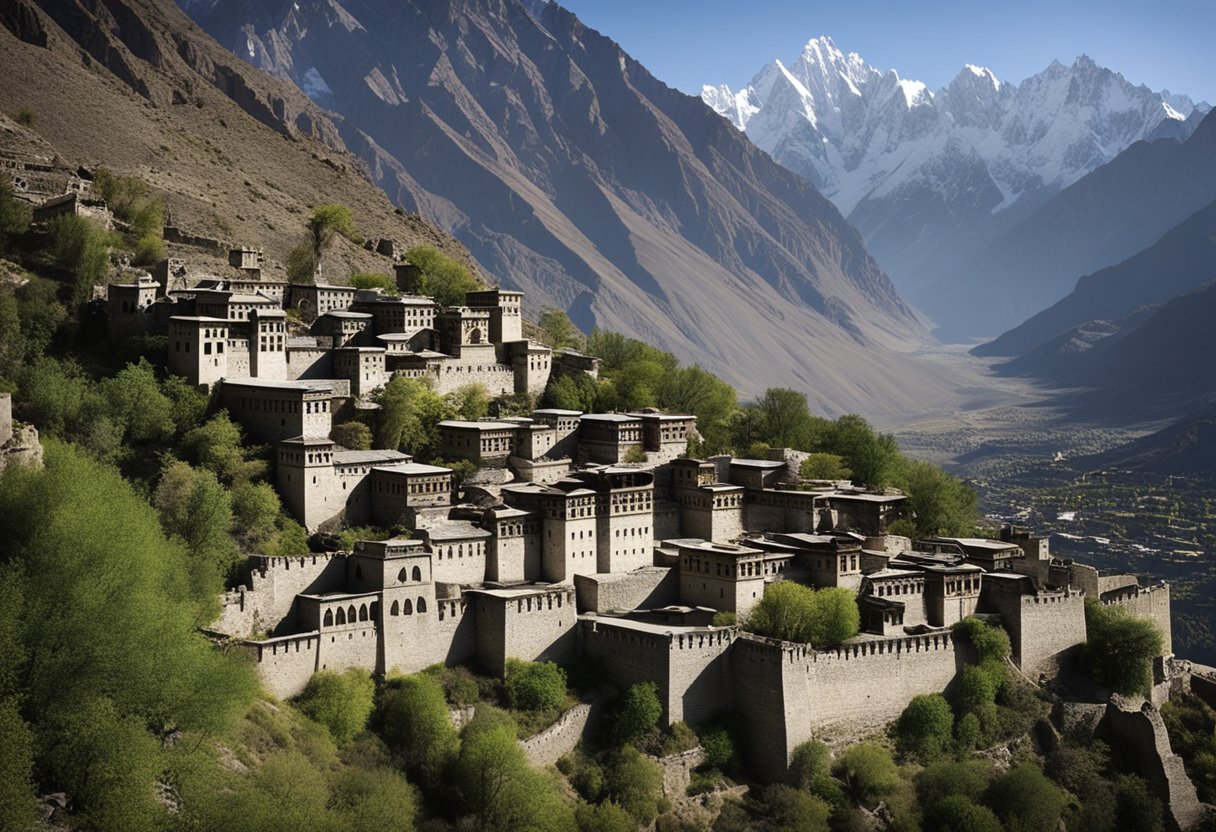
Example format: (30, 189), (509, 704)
(354, 565), (363, 581)
(323, 609), (334, 627)
(359, 604), (369, 622)
(391, 600), (400, 616)
(417, 596), (427, 614)
(403, 599), (413, 615)
(335, 607), (346, 625)
(412, 565), (422, 582)
(370, 602), (379, 620)
(348, 605), (357, 623)
(398, 568), (408, 583)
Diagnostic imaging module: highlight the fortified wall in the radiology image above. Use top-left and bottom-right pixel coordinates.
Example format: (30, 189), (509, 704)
(1103, 583), (1173, 654)
(733, 631), (966, 780)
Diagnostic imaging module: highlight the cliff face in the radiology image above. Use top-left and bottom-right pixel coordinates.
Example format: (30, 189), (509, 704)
(181, 0), (965, 416)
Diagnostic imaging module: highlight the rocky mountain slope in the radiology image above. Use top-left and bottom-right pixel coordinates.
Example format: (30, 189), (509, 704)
(703, 38), (1210, 339)
(1000, 280), (1216, 426)
(178, 0), (970, 417)
(977, 197), (1216, 359)
(0, 0), (475, 279)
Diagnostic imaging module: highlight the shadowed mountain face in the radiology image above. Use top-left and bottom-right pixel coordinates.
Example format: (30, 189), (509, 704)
(180, 0), (960, 416)
(978, 197), (1216, 359)
(923, 108), (1216, 341)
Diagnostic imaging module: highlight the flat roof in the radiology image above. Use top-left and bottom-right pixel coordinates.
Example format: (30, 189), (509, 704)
(469, 586), (558, 600)
(334, 449), (409, 465)
(532, 408), (583, 417)
(676, 539), (763, 556)
(582, 614), (721, 637)
(866, 568), (923, 580)
(222, 378), (334, 393)
(927, 537), (1020, 552)
(730, 458), (785, 469)
(439, 420), (519, 431)
(826, 491), (907, 503)
(580, 413), (641, 423)
(322, 310), (372, 319)
(422, 519), (491, 540)
(169, 315), (229, 323)
(373, 462), (453, 476)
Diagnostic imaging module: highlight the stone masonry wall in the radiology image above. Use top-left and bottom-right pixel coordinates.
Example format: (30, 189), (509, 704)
(1016, 593), (1088, 677)
(1105, 584), (1173, 654)
(573, 567), (678, 613)
(215, 554), (347, 637)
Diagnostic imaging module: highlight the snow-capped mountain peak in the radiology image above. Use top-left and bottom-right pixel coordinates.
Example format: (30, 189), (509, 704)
(702, 43), (1210, 284)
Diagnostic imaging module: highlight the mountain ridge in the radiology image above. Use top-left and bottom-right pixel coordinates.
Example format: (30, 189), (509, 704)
(180, 0), (974, 418)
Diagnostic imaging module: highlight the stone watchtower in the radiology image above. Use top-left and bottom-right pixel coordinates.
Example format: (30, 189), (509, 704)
(250, 308), (288, 379)
(277, 438), (340, 531)
(465, 289), (524, 343)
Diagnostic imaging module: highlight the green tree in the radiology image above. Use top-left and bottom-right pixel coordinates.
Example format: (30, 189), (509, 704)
(604, 744), (664, 825)
(180, 411), (267, 484)
(44, 696), (163, 832)
(984, 763), (1068, 832)
(575, 800), (634, 832)
(1084, 597), (1164, 696)
(0, 696), (36, 831)
(829, 414), (900, 488)
(153, 460), (240, 603)
(699, 725), (736, 770)
(831, 742), (900, 807)
(659, 364), (737, 452)
(328, 766), (418, 831)
(332, 420), (374, 451)
(762, 784), (831, 832)
(789, 739), (831, 792)
(231, 481), (283, 543)
(17, 356), (90, 436)
(49, 214), (113, 304)
(745, 582), (858, 646)
(95, 358), (175, 451)
(916, 758), (993, 808)
(375, 674), (458, 790)
(895, 459), (978, 536)
(924, 795), (1002, 832)
(455, 710), (575, 832)
(449, 383), (491, 421)
(539, 308), (584, 350)
(542, 372), (601, 411)
(617, 681), (662, 743)
(0, 173), (31, 251)
(296, 669), (375, 744)
(799, 453), (852, 481)
(753, 388), (819, 449)
(1113, 774), (1165, 832)
(375, 376), (453, 455)
(350, 271), (396, 293)
(505, 659), (566, 713)
(403, 245), (482, 307)
(0, 442), (257, 727)
(895, 694), (954, 762)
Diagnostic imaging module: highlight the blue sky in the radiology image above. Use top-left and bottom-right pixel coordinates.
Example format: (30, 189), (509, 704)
(556, 0), (1215, 105)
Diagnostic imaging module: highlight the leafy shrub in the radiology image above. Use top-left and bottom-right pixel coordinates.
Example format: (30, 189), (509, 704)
(504, 659), (566, 713)
(296, 669), (375, 744)
(350, 271), (396, 293)
(831, 742), (900, 807)
(698, 724), (736, 771)
(616, 681), (662, 743)
(745, 582), (859, 646)
(331, 420), (373, 450)
(374, 673), (458, 790)
(403, 245), (481, 307)
(896, 694), (954, 762)
(1084, 597), (1164, 696)
(984, 763), (1068, 832)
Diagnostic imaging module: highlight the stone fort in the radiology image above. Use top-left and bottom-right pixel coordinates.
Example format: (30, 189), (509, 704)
(101, 246), (1175, 780)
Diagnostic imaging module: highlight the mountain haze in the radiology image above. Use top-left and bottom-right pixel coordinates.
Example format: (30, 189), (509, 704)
(978, 197), (1216, 359)
(180, 0), (968, 417)
(703, 38), (1210, 339)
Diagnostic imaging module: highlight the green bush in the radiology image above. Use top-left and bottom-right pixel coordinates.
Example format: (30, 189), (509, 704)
(761, 784), (831, 831)
(575, 800), (634, 832)
(350, 271), (396, 293)
(699, 724), (736, 771)
(799, 453), (851, 481)
(49, 214), (113, 304)
(604, 745), (663, 825)
(1084, 597), (1164, 696)
(789, 739), (831, 791)
(539, 308), (583, 350)
(296, 669), (375, 744)
(744, 582), (859, 646)
(403, 245), (481, 307)
(374, 673), (458, 790)
(504, 659), (567, 713)
(895, 693), (954, 762)
(984, 763), (1068, 832)
(0, 174), (31, 251)
(831, 742), (900, 807)
(616, 681), (662, 743)
(925, 795), (1002, 832)
(711, 611), (737, 627)
(331, 420), (374, 451)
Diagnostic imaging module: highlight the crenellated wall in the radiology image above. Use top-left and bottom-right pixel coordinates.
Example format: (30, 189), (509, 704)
(1103, 584), (1173, 655)
(215, 553), (347, 637)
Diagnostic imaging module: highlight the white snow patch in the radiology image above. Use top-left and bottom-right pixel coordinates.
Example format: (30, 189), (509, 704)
(300, 67), (333, 101)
